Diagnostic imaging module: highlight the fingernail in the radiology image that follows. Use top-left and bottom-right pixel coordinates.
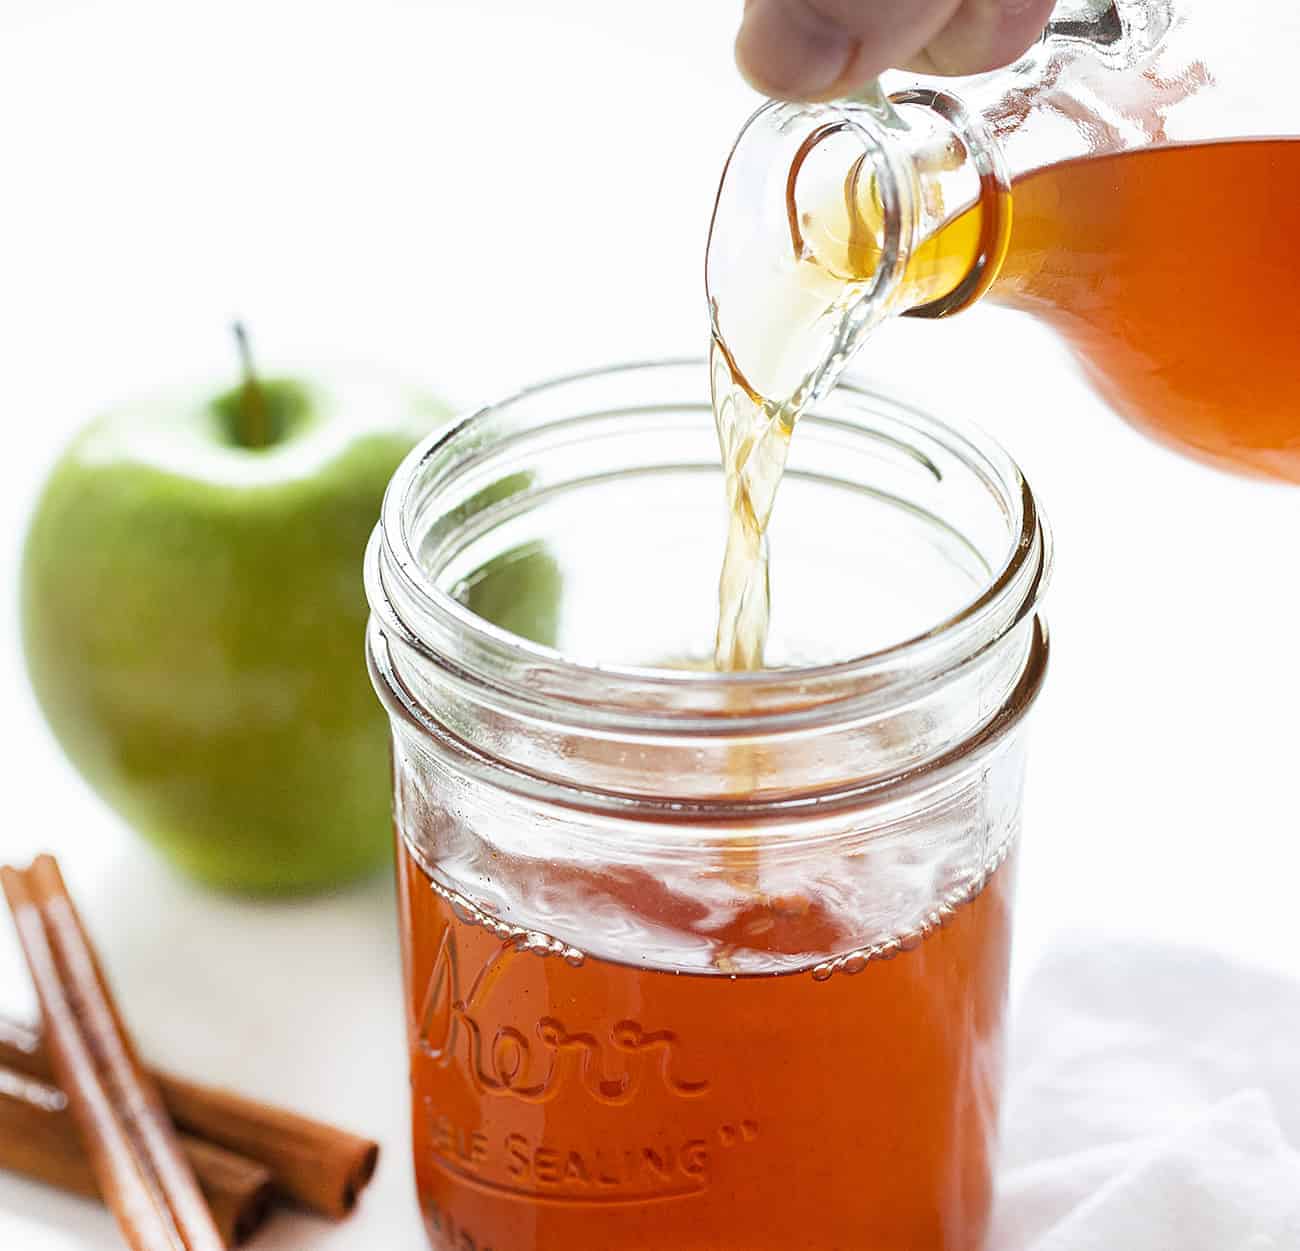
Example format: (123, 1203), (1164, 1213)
(735, 0), (856, 99)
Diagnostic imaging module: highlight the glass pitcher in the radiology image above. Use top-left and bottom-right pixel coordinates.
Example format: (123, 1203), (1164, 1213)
(708, 0), (1300, 481)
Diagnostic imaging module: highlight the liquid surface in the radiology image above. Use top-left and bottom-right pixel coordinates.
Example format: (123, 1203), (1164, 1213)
(398, 837), (1014, 1251)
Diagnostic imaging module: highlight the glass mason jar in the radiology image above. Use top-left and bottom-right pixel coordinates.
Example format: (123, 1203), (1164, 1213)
(364, 361), (1051, 1251)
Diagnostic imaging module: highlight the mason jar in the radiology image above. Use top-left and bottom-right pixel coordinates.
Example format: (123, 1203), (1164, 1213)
(364, 360), (1050, 1251)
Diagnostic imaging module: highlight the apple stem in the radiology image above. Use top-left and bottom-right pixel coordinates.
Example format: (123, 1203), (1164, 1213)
(232, 321), (270, 449)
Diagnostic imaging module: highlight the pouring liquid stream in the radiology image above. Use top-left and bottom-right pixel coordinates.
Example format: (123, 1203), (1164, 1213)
(708, 120), (980, 673)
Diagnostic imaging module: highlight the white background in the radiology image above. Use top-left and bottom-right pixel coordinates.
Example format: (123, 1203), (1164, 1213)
(2, 1), (1298, 1247)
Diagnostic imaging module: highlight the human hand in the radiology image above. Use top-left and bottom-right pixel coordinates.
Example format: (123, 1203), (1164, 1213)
(735, 0), (1058, 100)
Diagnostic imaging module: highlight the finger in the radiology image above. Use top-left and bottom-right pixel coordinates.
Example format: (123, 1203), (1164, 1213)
(904, 0), (1057, 75)
(736, 0), (962, 101)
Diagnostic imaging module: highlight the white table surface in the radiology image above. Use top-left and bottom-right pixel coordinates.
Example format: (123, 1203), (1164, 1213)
(3, 2), (1299, 1247)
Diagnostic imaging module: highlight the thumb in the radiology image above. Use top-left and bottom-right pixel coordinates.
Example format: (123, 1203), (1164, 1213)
(735, 0), (1055, 101)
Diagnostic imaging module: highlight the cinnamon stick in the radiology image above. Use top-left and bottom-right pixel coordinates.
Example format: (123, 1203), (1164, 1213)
(0, 1015), (379, 1220)
(1, 855), (225, 1251)
(0, 1065), (273, 1246)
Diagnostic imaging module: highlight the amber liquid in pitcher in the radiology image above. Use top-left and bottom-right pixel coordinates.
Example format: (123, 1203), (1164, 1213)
(796, 136), (1300, 483)
(399, 838), (1015, 1251)
(993, 138), (1300, 481)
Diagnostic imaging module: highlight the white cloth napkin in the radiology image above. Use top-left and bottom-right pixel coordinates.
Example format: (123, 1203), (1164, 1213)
(995, 940), (1300, 1250)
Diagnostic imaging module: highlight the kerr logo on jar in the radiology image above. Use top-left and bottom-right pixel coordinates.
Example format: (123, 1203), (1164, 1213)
(415, 924), (710, 1105)
(411, 922), (761, 1205)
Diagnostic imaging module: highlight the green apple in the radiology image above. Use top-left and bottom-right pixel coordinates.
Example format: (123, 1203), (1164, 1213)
(21, 367), (449, 893)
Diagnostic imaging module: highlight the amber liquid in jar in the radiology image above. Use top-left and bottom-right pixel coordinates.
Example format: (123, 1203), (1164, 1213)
(398, 835), (1015, 1251)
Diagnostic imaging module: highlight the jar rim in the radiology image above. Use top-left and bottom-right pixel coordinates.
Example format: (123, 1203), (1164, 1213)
(369, 359), (1049, 717)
